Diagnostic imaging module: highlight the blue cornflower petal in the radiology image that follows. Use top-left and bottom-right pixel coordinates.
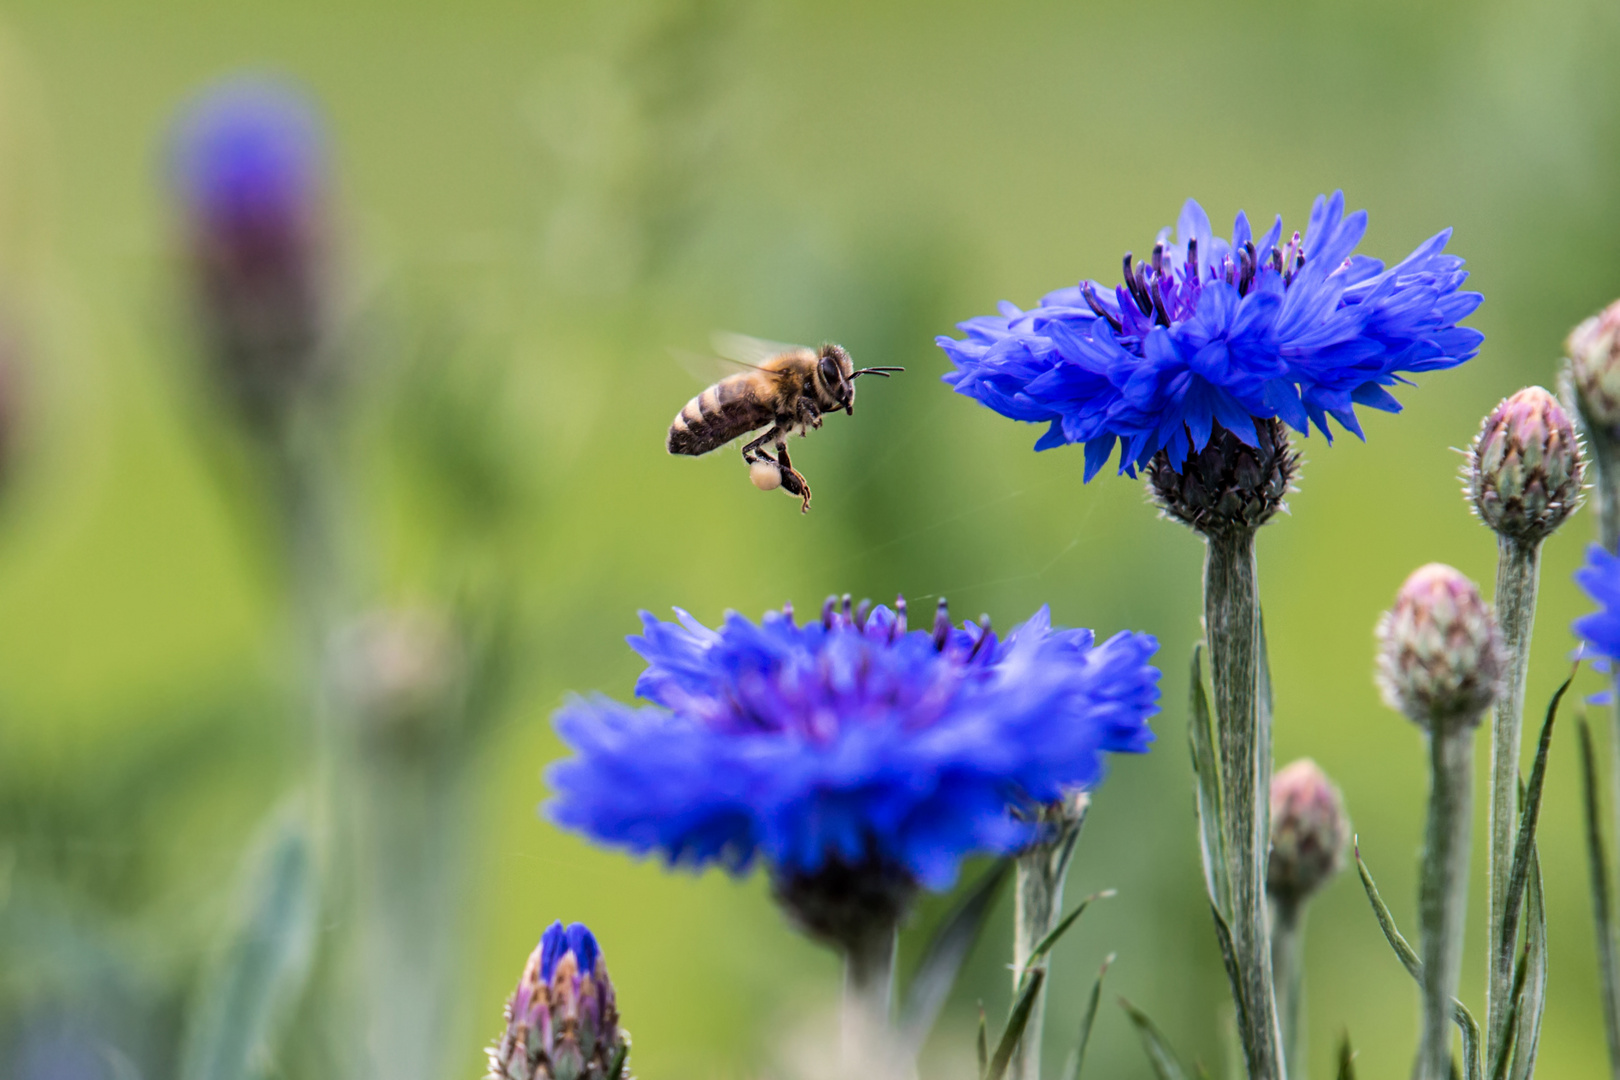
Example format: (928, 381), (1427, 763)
(548, 598), (1160, 892)
(939, 192), (1482, 473)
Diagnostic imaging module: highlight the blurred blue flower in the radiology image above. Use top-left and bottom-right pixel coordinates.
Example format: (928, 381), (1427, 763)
(171, 77), (331, 425)
(548, 596), (1160, 892)
(173, 77), (324, 232)
(939, 192), (1484, 478)
(1575, 545), (1620, 697)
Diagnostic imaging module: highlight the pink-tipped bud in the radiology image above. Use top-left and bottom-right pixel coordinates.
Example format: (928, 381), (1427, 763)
(1568, 299), (1620, 436)
(1266, 759), (1348, 907)
(1467, 386), (1584, 543)
(1376, 564), (1505, 729)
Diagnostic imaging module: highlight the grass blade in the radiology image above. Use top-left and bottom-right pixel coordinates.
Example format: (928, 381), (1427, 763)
(977, 1005), (989, 1078)
(1337, 1032), (1357, 1080)
(1355, 841), (1420, 977)
(1497, 675), (1570, 994)
(1355, 841), (1484, 1080)
(1578, 716), (1620, 1071)
(984, 969), (1046, 1080)
(1508, 848), (1548, 1080)
(1488, 946), (1528, 1080)
(1016, 889), (1113, 988)
(899, 857), (1014, 1048)
(1119, 998), (1190, 1080)
(1187, 645), (1229, 914)
(179, 809), (319, 1080)
(1058, 953), (1114, 1080)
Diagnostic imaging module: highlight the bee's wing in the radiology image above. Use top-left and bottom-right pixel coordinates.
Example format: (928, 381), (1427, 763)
(711, 331), (804, 368)
(667, 332), (799, 385)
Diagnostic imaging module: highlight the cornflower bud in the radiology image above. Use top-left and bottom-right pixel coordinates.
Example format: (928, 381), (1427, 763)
(1266, 759), (1348, 907)
(1466, 386), (1583, 543)
(487, 922), (630, 1080)
(1567, 299), (1620, 438)
(172, 79), (330, 430)
(1147, 417), (1298, 536)
(1376, 564), (1505, 729)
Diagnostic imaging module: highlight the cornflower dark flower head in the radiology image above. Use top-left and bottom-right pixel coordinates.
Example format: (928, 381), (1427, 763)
(172, 77), (330, 427)
(549, 596), (1159, 951)
(487, 921), (629, 1080)
(939, 192), (1483, 480)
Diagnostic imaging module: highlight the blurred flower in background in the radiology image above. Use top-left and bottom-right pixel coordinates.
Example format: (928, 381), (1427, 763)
(172, 77), (331, 432)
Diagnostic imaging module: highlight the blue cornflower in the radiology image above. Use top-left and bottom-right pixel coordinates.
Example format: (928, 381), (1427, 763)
(939, 192), (1484, 479)
(1575, 546), (1620, 694)
(173, 77), (325, 234)
(548, 596), (1159, 900)
(171, 77), (330, 425)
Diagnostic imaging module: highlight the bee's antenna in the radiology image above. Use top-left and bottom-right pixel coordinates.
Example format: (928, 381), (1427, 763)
(851, 366), (904, 379)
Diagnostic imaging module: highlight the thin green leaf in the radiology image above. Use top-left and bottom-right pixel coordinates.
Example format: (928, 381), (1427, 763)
(1578, 716), (1620, 1069)
(607, 1044), (629, 1080)
(179, 810), (319, 1080)
(1356, 840), (1420, 976)
(1207, 902), (1253, 1049)
(1355, 842), (1483, 1080)
(1119, 998), (1190, 1080)
(976, 1005), (989, 1078)
(1497, 675), (1570, 980)
(1336, 1032), (1357, 1080)
(1187, 645), (1229, 914)
(1058, 954), (1113, 1080)
(1509, 848), (1548, 1080)
(899, 857), (1014, 1047)
(1015, 890), (1113, 989)
(1488, 945), (1529, 1080)
(984, 969), (1046, 1080)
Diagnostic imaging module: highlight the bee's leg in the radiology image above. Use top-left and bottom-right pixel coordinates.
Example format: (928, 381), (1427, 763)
(740, 426), (783, 466)
(798, 400), (823, 430)
(775, 441), (812, 513)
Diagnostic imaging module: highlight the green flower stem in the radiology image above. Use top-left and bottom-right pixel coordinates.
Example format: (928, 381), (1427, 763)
(1269, 898), (1306, 1080)
(1486, 535), (1539, 1050)
(842, 922), (899, 1066)
(1204, 528), (1284, 1080)
(1586, 423), (1620, 1075)
(1417, 722), (1476, 1080)
(1011, 795), (1088, 1080)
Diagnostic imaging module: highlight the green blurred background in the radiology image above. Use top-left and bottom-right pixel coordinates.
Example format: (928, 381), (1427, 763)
(0, 0), (1617, 1076)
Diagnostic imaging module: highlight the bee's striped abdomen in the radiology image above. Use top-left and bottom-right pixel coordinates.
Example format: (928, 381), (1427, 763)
(667, 374), (773, 456)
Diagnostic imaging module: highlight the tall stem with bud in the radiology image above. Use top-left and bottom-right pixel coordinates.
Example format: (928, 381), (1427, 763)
(1566, 303), (1620, 1078)
(1149, 418), (1296, 1080)
(1465, 385), (1583, 1052)
(1011, 794), (1087, 1080)
(1266, 759), (1349, 1080)
(1377, 564), (1504, 1080)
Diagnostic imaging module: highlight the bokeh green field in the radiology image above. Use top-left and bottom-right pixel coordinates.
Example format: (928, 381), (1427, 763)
(0, 0), (1618, 1076)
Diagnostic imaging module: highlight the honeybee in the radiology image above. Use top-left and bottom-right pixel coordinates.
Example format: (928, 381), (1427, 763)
(666, 337), (902, 512)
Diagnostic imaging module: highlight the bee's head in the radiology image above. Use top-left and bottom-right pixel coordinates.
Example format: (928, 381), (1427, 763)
(813, 343), (903, 416)
(814, 343), (857, 414)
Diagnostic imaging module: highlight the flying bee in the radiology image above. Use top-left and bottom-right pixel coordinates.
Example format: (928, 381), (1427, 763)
(666, 336), (902, 512)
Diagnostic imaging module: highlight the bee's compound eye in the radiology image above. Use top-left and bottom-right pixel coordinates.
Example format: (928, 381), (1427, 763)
(749, 461), (783, 491)
(818, 355), (842, 392)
